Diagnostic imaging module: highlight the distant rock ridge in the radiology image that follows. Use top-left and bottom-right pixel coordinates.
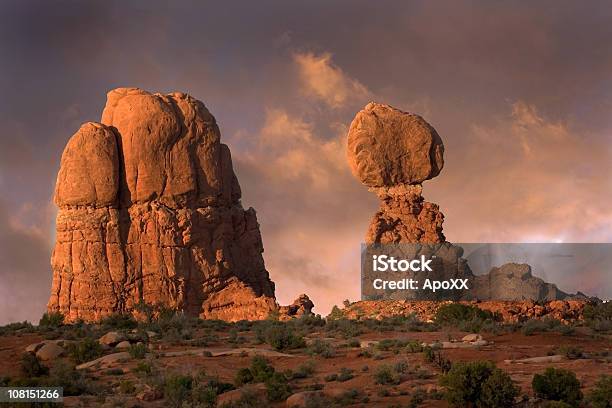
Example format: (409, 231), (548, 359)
(334, 299), (596, 323)
(347, 102), (590, 302)
(48, 88), (310, 322)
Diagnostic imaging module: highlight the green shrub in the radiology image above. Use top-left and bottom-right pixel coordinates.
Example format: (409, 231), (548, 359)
(423, 346), (435, 362)
(164, 374), (194, 408)
(409, 388), (426, 407)
(264, 324), (305, 351)
(234, 356), (277, 386)
(67, 337), (104, 364)
(192, 384), (218, 407)
(234, 367), (254, 386)
(521, 318), (564, 336)
(133, 361), (153, 376)
(20, 353), (48, 377)
(434, 304), (497, 326)
(307, 339), (336, 358)
(291, 314), (326, 330)
(99, 313), (138, 330)
(324, 373), (338, 382)
(440, 360), (517, 407)
(337, 367), (354, 382)
(327, 305), (344, 320)
(218, 386), (267, 408)
(347, 338), (361, 348)
(265, 372), (291, 402)
(583, 302), (612, 321)
(46, 361), (89, 396)
(39, 312), (64, 328)
(105, 368), (123, 375)
(250, 356), (275, 382)
(556, 345), (583, 360)
(423, 346), (452, 373)
(416, 369), (433, 379)
(326, 318), (363, 338)
(119, 379), (136, 394)
(376, 338), (410, 351)
(291, 361), (315, 379)
(393, 360), (409, 374)
(587, 375), (611, 408)
(128, 343), (147, 359)
(406, 340), (424, 353)
(532, 367), (583, 407)
(0, 321), (34, 336)
(479, 368), (520, 407)
(373, 364), (401, 385)
(202, 378), (234, 397)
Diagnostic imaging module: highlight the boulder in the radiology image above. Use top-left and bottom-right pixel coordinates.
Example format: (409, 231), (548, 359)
(36, 343), (65, 361)
(286, 391), (324, 407)
(76, 351), (131, 370)
(136, 385), (163, 402)
(504, 355), (565, 364)
(99, 331), (127, 346)
(25, 342), (44, 353)
(462, 334), (483, 343)
(217, 384), (267, 406)
(347, 102), (444, 187)
(115, 341), (131, 349)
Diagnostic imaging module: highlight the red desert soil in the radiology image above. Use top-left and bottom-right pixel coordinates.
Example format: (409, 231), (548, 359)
(0, 323), (609, 407)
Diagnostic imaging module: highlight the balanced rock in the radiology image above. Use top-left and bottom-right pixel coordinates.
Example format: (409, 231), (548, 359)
(347, 103), (580, 303)
(347, 103), (446, 244)
(48, 88), (276, 322)
(347, 102), (444, 187)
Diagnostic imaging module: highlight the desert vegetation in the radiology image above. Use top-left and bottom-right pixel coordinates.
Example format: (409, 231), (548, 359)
(0, 303), (609, 407)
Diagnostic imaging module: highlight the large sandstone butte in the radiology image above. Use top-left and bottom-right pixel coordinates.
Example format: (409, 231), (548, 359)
(48, 88), (278, 322)
(347, 103), (584, 302)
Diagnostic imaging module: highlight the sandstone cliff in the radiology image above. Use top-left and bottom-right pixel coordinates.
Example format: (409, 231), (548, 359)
(48, 88), (277, 322)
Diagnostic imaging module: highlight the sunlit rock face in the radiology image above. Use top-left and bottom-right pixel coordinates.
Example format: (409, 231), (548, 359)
(48, 88), (276, 322)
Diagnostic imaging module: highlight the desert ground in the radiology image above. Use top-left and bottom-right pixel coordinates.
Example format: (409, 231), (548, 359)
(0, 302), (610, 408)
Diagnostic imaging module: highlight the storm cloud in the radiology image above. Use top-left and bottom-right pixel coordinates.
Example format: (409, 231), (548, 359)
(0, 1), (611, 323)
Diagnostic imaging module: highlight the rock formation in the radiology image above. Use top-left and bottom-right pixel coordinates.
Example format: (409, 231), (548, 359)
(334, 299), (596, 323)
(48, 88), (277, 322)
(279, 294), (315, 320)
(472, 263), (569, 302)
(348, 102), (587, 302)
(347, 103), (445, 244)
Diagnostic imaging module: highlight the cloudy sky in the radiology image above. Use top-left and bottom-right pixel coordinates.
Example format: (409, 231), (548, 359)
(1, 1), (611, 324)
